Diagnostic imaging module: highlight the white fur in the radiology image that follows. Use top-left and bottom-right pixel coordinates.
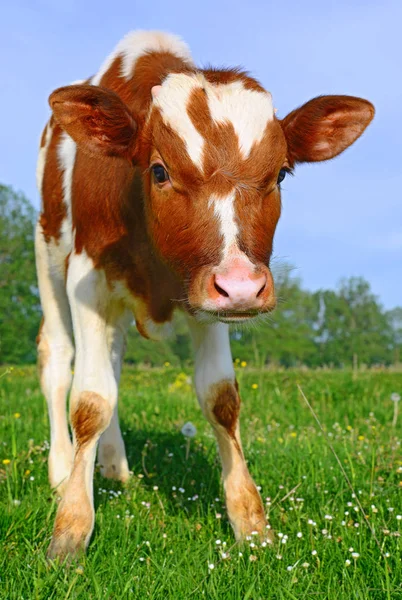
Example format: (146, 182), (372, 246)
(207, 81), (274, 158)
(187, 319), (235, 400)
(35, 221), (75, 492)
(210, 192), (238, 256)
(57, 132), (75, 250)
(153, 73), (205, 170)
(92, 30), (193, 85)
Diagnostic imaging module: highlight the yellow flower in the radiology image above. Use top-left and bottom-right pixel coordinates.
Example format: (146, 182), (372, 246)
(251, 383), (258, 390)
(358, 435), (365, 441)
(14, 413), (21, 419)
(25, 469), (31, 476)
(240, 361), (247, 368)
(290, 432), (297, 438)
(2, 459), (11, 465)
(346, 425), (353, 431)
(164, 361), (171, 367)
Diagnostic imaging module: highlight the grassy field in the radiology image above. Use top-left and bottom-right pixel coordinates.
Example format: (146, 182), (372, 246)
(0, 365), (401, 599)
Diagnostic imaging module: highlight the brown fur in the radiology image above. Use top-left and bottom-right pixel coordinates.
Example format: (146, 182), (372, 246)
(211, 380), (241, 437)
(72, 392), (112, 447)
(39, 123), (66, 242)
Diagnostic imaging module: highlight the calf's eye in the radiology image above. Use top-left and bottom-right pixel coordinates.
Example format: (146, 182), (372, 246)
(277, 168), (287, 185)
(152, 164), (169, 184)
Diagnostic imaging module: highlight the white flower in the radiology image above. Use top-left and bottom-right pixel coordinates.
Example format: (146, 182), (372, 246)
(208, 563), (215, 570)
(181, 422), (197, 438)
(349, 547), (354, 552)
(396, 515), (402, 520)
(351, 552), (360, 559)
(238, 552), (243, 557)
(391, 393), (400, 402)
(311, 550), (317, 556)
(302, 562), (310, 568)
(297, 532), (303, 538)
(153, 486), (158, 491)
(215, 540), (221, 545)
(324, 515), (333, 520)
(345, 559), (351, 566)
(287, 565), (293, 571)
(221, 552), (228, 559)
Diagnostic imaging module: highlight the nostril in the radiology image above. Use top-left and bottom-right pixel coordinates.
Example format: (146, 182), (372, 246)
(256, 282), (266, 298)
(214, 279), (230, 298)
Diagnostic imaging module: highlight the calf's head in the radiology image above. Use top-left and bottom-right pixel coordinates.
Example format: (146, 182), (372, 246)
(50, 71), (374, 323)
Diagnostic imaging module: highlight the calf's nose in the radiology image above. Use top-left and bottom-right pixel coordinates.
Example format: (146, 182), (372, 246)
(213, 268), (267, 309)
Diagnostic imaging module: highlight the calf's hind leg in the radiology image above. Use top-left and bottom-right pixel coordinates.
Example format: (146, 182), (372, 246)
(97, 310), (132, 482)
(188, 320), (271, 541)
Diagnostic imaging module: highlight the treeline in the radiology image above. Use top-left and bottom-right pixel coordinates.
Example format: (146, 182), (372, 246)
(1, 184), (401, 368)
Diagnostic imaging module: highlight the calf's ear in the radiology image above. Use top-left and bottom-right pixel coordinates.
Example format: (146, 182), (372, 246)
(49, 84), (137, 159)
(280, 95), (374, 164)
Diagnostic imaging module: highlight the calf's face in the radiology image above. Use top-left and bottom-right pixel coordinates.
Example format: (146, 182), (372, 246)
(50, 74), (374, 323)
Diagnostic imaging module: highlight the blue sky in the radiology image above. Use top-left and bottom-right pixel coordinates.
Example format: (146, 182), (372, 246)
(1, 0), (401, 308)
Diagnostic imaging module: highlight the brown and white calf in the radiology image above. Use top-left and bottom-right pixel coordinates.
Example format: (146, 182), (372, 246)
(36, 30), (374, 559)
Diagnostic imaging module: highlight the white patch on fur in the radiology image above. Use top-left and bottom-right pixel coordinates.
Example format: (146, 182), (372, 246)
(35, 221), (75, 492)
(187, 319), (235, 401)
(92, 30), (193, 85)
(207, 81), (274, 158)
(154, 73), (205, 170)
(209, 192), (238, 256)
(36, 122), (53, 195)
(57, 132), (76, 254)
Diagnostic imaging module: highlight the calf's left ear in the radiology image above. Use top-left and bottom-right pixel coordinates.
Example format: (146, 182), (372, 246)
(49, 84), (137, 159)
(280, 95), (374, 164)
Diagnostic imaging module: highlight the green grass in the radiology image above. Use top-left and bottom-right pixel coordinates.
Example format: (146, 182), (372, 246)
(0, 365), (401, 599)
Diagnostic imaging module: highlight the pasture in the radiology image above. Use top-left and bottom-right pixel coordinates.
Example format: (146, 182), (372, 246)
(1, 365), (401, 599)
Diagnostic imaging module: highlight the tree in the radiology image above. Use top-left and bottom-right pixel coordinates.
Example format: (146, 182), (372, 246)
(314, 277), (394, 367)
(0, 184), (41, 363)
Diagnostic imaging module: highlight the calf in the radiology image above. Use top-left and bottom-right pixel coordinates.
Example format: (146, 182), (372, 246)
(36, 30), (374, 559)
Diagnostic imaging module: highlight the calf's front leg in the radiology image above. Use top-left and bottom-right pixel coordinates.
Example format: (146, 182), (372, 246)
(188, 320), (270, 541)
(47, 254), (118, 560)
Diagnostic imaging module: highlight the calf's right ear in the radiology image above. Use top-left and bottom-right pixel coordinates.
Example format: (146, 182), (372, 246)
(49, 84), (137, 159)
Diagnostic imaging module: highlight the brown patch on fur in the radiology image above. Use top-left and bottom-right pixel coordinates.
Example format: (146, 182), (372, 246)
(40, 124), (48, 148)
(71, 392), (112, 447)
(39, 122), (66, 241)
(209, 380), (240, 437)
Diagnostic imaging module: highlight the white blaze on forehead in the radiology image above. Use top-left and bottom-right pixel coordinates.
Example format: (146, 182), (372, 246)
(209, 192), (238, 256)
(207, 80), (274, 158)
(153, 73), (205, 170)
(92, 30), (193, 85)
